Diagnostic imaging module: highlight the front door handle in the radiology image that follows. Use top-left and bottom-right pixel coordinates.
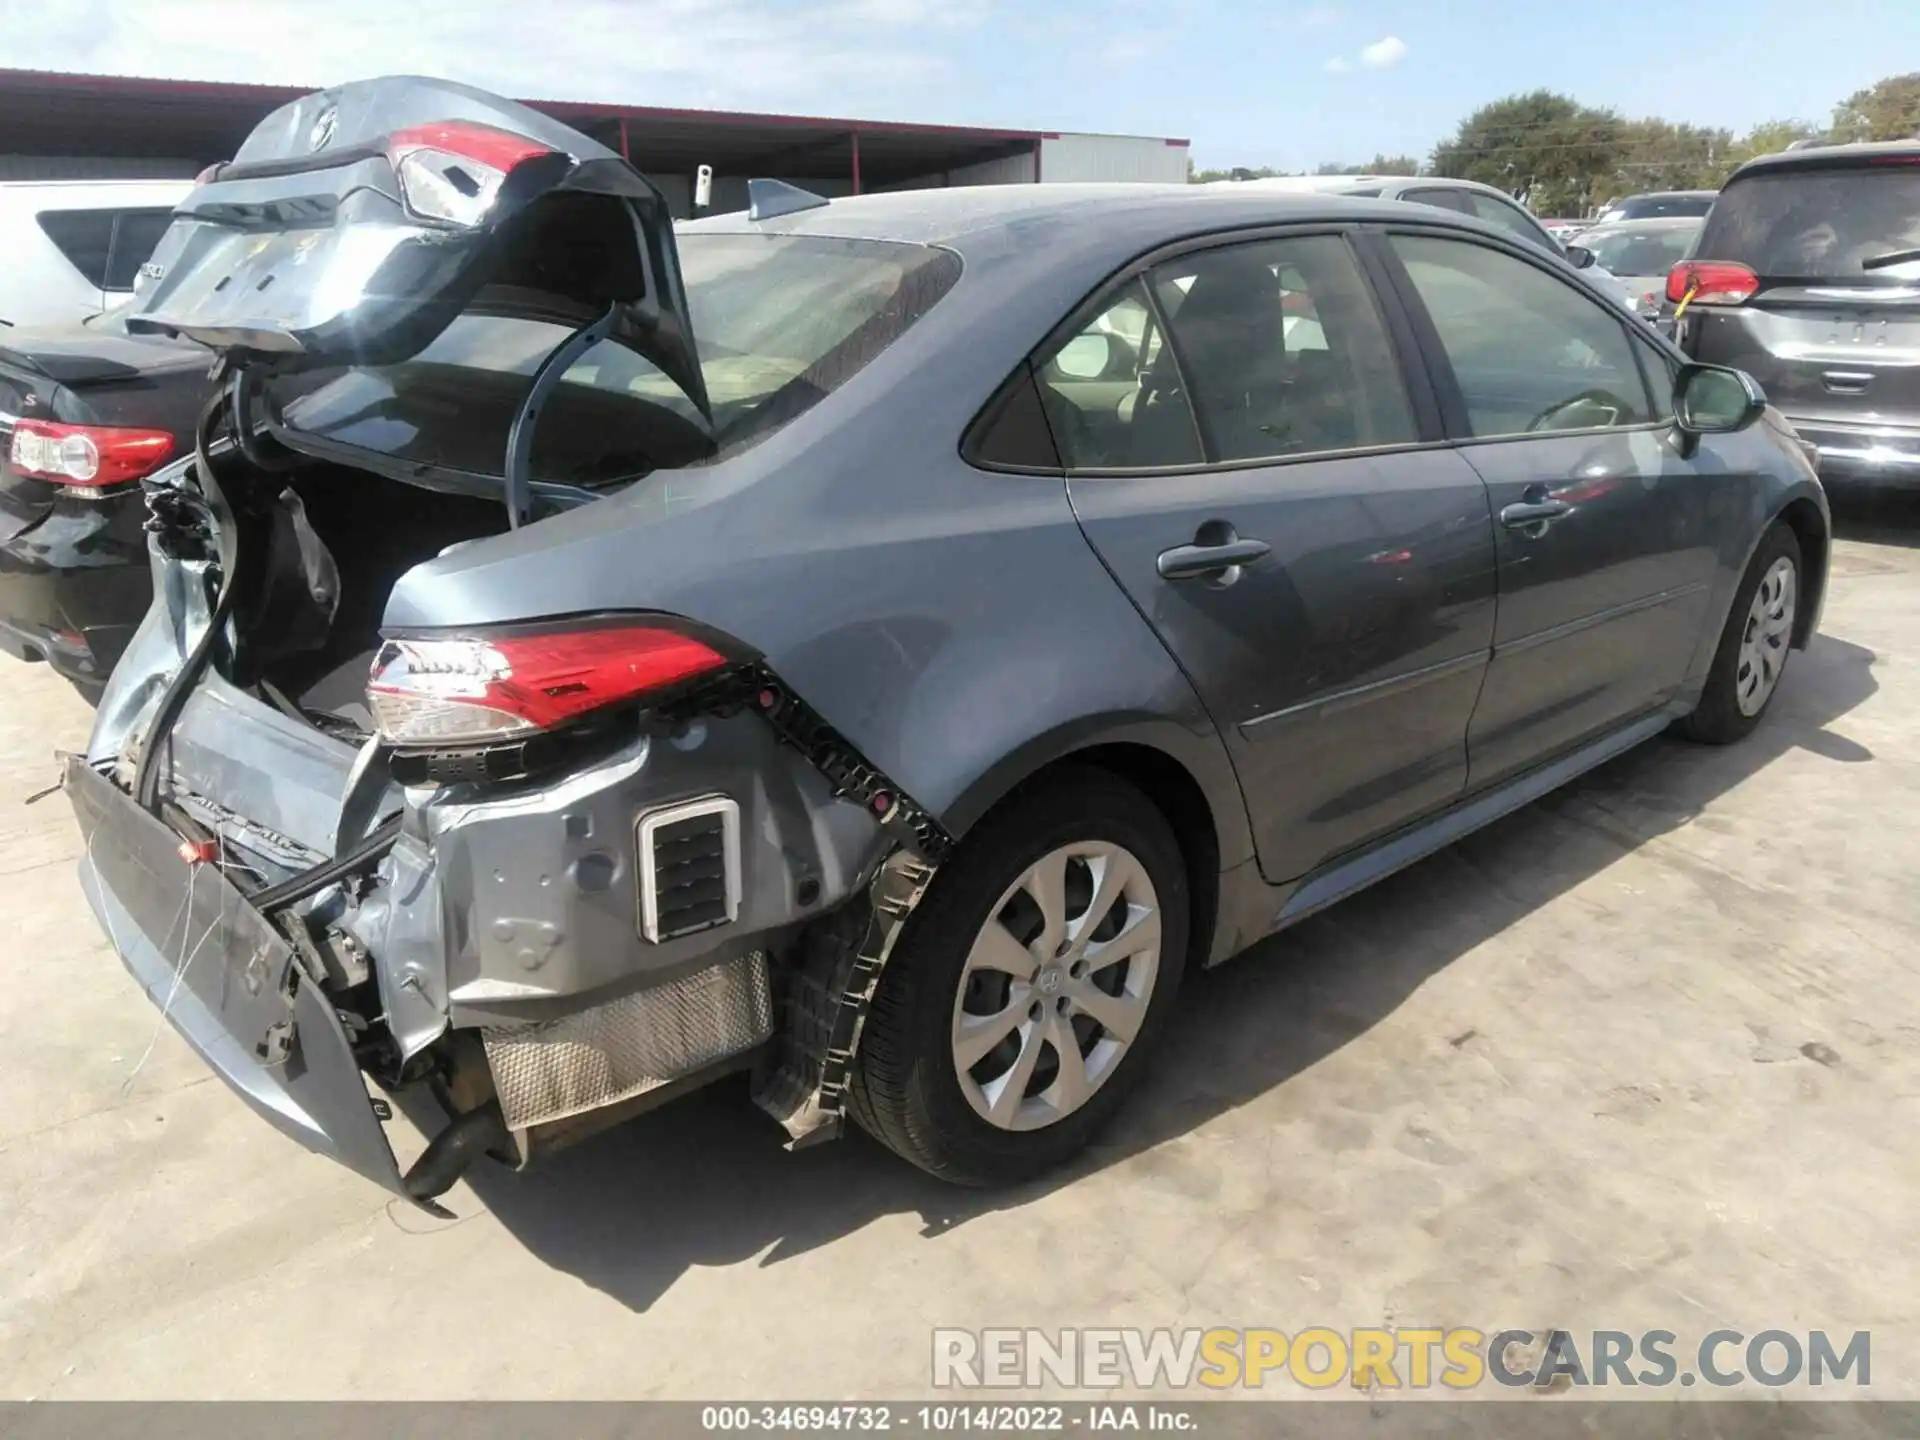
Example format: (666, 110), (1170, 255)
(1157, 535), (1271, 581)
(1499, 498), (1572, 530)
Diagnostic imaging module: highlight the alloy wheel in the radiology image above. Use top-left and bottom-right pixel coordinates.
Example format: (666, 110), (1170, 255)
(950, 840), (1163, 1132)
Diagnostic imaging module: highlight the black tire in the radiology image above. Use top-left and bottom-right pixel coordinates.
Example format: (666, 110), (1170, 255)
(849, 767), (1190, 1186)
(1678, 522), (1802, 745)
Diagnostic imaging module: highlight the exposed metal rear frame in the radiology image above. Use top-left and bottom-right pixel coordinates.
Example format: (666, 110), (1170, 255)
(634, 794), (742, 944)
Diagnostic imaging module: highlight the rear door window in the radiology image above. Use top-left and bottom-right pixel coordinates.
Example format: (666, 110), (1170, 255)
(1036, 280), (1203, 469)
(1698, 166), (1920, 280)
(1403, 187), (1478, 217)
(35, 209), (117, 289)
(1148, 234), (1417, 462)
(1463, 192), (1555, 251)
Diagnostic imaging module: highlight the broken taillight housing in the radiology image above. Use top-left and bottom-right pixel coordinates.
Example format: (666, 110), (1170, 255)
(7, 420), (175, 487)
(386, 120), (559, 227)
(1666, 260), (1760, 307)
(367, 620), (729, 747)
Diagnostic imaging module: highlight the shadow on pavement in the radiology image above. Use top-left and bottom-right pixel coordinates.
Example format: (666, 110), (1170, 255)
(1827, 481), (1920, 549)
(469, 632), (1880, 1312)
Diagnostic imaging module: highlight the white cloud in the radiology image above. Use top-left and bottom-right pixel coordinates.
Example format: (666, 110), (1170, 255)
(0, 0), (981, 116)
(1321, 55), (1353, 73)
(1358, 34), (1409, 68)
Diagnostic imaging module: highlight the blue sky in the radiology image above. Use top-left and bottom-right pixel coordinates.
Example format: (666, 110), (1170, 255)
(2, 0), (1917, 170)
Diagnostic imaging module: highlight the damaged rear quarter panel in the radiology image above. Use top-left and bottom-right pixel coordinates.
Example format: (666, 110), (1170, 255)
(379, 222), (1256, 871)
(411, 711), (890, 1033)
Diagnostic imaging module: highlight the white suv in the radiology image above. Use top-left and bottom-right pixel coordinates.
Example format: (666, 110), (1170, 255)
(0, 180), (190, 330)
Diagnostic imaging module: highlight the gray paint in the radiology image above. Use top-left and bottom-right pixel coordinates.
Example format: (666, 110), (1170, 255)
(74, 128), (1833, 1192)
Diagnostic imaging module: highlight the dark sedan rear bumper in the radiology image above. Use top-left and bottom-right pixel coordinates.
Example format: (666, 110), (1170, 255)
(0, 489), (152, 688)
(1789, 419), (1920, 485)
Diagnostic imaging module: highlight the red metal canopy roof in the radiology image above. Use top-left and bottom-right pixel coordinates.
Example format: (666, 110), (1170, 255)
(0, 67), (1052, 184)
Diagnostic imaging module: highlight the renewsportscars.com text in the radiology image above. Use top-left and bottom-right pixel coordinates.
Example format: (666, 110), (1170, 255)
(932, 1327), (1871, 1391)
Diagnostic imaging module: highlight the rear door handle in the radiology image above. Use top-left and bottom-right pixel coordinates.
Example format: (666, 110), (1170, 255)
(1499, 498), (1572, 530)
(1156, 536), (1271, 581)
(1822, 370), (1872, 395)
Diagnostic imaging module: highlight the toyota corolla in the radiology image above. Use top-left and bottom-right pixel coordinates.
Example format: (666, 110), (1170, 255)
(70, 78), (1828, 1210)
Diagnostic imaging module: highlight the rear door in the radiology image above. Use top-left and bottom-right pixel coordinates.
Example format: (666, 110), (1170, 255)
(1680, 158), (1920, 437)
(1378, 228), (1728, 786)
(1057, 228), (1499, 883)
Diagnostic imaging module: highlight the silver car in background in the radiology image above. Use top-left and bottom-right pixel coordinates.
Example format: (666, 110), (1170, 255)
(1575, 215), (1706, 321)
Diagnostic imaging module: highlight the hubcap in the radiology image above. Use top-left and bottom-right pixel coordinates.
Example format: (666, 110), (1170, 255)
(951, 840), (1162, 1132)
(1736, 556), (1796, 718)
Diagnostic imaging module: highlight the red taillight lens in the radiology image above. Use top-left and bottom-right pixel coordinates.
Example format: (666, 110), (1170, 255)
(385, 120), (559, 227)
(366, 621), (729, 747)
(7, 420), (175, 487)
(1667, 260), (1759, 306)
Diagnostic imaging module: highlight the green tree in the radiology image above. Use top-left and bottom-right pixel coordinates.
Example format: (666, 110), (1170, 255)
(1735, 118), (1826, 163)
(1314, 154), (1423, 176)
(1189, 164), (1288, 183)
(1611, 118), (1736, 191)
(1831, 73), (1920, 142)
(1430, 90), (1623, 217)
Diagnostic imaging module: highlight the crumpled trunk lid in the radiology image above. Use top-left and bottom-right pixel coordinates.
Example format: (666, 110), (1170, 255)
(126, 76), (710, 424)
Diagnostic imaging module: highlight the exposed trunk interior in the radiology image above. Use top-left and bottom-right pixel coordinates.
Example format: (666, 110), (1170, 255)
(220, 457), (511, 736)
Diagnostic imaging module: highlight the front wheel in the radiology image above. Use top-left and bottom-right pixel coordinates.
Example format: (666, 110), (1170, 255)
(849, 768), (1189, 1186)
(1678, 523), (1801, 745)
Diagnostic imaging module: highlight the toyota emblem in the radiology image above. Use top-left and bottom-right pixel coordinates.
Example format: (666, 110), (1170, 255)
(309, 104), (338, 152)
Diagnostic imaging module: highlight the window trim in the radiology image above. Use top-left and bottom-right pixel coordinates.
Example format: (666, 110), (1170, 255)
(102, 208), (178, 293)
(1368, 222), (1674, 446)
(965, 221), (1452, 479)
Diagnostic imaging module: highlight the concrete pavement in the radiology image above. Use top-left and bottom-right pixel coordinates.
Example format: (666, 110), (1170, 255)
(3, 492), (1917, 1400)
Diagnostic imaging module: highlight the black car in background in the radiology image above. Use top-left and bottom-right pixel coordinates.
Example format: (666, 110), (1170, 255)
(0, 315), (210, 697)
(1595, 190), (1718, 224)
(1669, 141), (1920, 485)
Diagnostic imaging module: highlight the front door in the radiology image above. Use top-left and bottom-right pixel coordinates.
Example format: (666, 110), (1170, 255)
(1381, 229), (1726, 786)
(1052, 231), (1498, 883)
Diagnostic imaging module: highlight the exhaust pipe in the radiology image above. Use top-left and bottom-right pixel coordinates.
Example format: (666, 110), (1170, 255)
(402, 1101), (512, 1216)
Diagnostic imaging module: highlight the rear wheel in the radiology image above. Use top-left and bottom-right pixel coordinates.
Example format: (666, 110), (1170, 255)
(1679, 523), (1800, 745)
(850, 769), (1188, 1185)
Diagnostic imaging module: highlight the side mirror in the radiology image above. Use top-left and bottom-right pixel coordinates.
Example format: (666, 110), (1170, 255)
(1563, 243), (1597, 270)
(1675, 363), (1766, 434)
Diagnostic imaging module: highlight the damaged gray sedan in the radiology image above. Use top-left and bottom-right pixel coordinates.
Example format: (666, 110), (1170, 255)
(72, 78), (1827, 1210)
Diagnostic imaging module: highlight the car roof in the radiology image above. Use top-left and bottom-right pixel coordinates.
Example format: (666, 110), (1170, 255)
(681, 181), (1475, 251)
(1611, 189), (1717, 201)
(0, 178), (191, 194)
(1202, 174), (1522, 201)
(1728, 138), (1920, 180)
(1579, 215), (1704, 234)
(0, 178), (192, 210)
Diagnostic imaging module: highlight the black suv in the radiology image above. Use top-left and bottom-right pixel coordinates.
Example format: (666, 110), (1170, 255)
(1670, 142), (1920, 484)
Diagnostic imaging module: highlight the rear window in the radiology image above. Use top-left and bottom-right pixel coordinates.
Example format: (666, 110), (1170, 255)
(34, 207), (176, 291)
(1603, 195), (1715, 222)
(277, 233), (961, 491)
(103, 210), (176, 290)
(1583, 223), (1702, 276)
(35, 210), (116, 288)
(1695, 166), (1920, 280)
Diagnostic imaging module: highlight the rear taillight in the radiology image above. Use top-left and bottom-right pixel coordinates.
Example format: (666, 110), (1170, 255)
(367, 621), (729, 747)
(1667, 260), (1759, 307)
(7, 420), (175, 487)
(385, 120), (559, 227)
